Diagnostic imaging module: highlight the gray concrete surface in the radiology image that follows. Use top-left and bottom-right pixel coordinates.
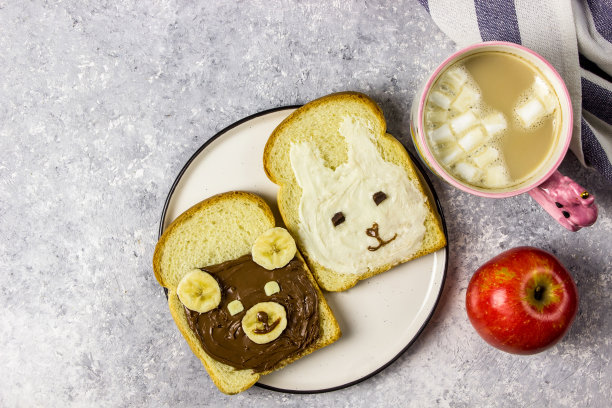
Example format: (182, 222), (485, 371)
(1, 1), (610, 406)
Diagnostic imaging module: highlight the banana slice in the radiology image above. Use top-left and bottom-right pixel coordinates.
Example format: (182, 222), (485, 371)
(177, 269), (221, 313)
(252, 227), (297, 270)
(242, 302), (287, 344)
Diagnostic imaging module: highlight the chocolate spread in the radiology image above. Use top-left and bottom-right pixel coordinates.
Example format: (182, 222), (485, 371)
(183, 254), (320, 373)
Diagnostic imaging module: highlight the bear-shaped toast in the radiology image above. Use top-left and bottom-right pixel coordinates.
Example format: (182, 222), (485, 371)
(153, 192), (340, 394)
(264, 93), (447, 291)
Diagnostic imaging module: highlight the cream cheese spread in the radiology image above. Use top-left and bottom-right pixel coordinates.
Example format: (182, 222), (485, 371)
(289, 116), (428, 275)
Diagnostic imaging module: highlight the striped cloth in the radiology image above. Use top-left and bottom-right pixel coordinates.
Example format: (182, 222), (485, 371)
(418, 0), (612, 185)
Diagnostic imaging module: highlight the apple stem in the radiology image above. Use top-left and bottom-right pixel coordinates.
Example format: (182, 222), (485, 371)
(534, 286), (544, 301)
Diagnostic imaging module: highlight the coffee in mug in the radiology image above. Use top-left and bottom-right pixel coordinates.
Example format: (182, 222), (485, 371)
(410, 42), (597, 231)
(423, 51), (561, 189)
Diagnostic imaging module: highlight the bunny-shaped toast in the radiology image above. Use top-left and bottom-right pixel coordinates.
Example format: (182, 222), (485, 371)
(264, 93), (446, 291)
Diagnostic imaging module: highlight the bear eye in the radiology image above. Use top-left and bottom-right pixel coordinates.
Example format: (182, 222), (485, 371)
(373, 191), (387, 205)
(331, 212), (345, 227)
(227, 300), (244, 316)
(264, 281), (280, 296)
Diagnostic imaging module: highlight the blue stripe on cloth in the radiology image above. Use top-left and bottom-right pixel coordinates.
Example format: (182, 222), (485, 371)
(581, 118), (612, 184)
(417, 0), (429, 13)
(586, 0), (612, 43)
(474, 0), (521, 44)
(582, 77), (612, 125)
(579, 53), (612, 83)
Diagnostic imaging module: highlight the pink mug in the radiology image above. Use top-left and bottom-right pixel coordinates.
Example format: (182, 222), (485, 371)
(410, 41), (597, 232)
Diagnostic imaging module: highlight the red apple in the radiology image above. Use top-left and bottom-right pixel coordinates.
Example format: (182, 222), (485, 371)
(466, 246), (578, 354)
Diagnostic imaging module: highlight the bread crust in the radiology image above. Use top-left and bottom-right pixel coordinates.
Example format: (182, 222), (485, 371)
(153, 191), (341, 394)
(263, 92), (447, 291)
(153, 191), (274, 288)
(263, 92), (384, 183)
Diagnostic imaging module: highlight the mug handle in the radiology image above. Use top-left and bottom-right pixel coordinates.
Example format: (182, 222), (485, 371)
(527, 171), (598, 231)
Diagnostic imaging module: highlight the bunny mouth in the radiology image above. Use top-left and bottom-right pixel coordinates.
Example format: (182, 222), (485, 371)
(366, 223), (397, 251)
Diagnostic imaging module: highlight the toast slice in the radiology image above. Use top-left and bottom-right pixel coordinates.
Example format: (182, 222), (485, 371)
(264, 92), (446, 292)
(153, 191), (341, 394)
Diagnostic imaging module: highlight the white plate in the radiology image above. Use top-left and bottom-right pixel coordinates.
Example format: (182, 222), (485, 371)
(159, 107), (448, 393)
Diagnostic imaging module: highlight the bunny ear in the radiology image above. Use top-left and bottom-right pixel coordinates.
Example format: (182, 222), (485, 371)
(289, 142), (333, 192)
(289, 116), (382, 192)
(340, 116), (382, 165)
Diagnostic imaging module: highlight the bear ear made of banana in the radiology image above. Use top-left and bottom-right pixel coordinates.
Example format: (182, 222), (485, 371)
(177, 227), (297, 344)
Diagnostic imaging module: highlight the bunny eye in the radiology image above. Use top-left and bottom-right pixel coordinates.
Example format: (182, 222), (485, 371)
(373, 191), (387, 205)
(331, 212), (345, 227)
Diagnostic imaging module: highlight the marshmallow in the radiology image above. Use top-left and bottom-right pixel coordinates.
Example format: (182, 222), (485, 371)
(436, 142), (465, 167)
(428, 91), (452, 110)
(450, 111), (479, 135)
(429, 124), (454, 145)
(482, 112), (507, 137)
(457, 127), (486, 153)
(516, 97), (546, 128)
(451, 86), (480, 113)
(440, 68), (468, 93)
(425, 108), (448, 126)
(485, 165), (511, 188)
(472, 146), (500, 168)
(454, 161), (482, 183)
(533, 76), (558, 114)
